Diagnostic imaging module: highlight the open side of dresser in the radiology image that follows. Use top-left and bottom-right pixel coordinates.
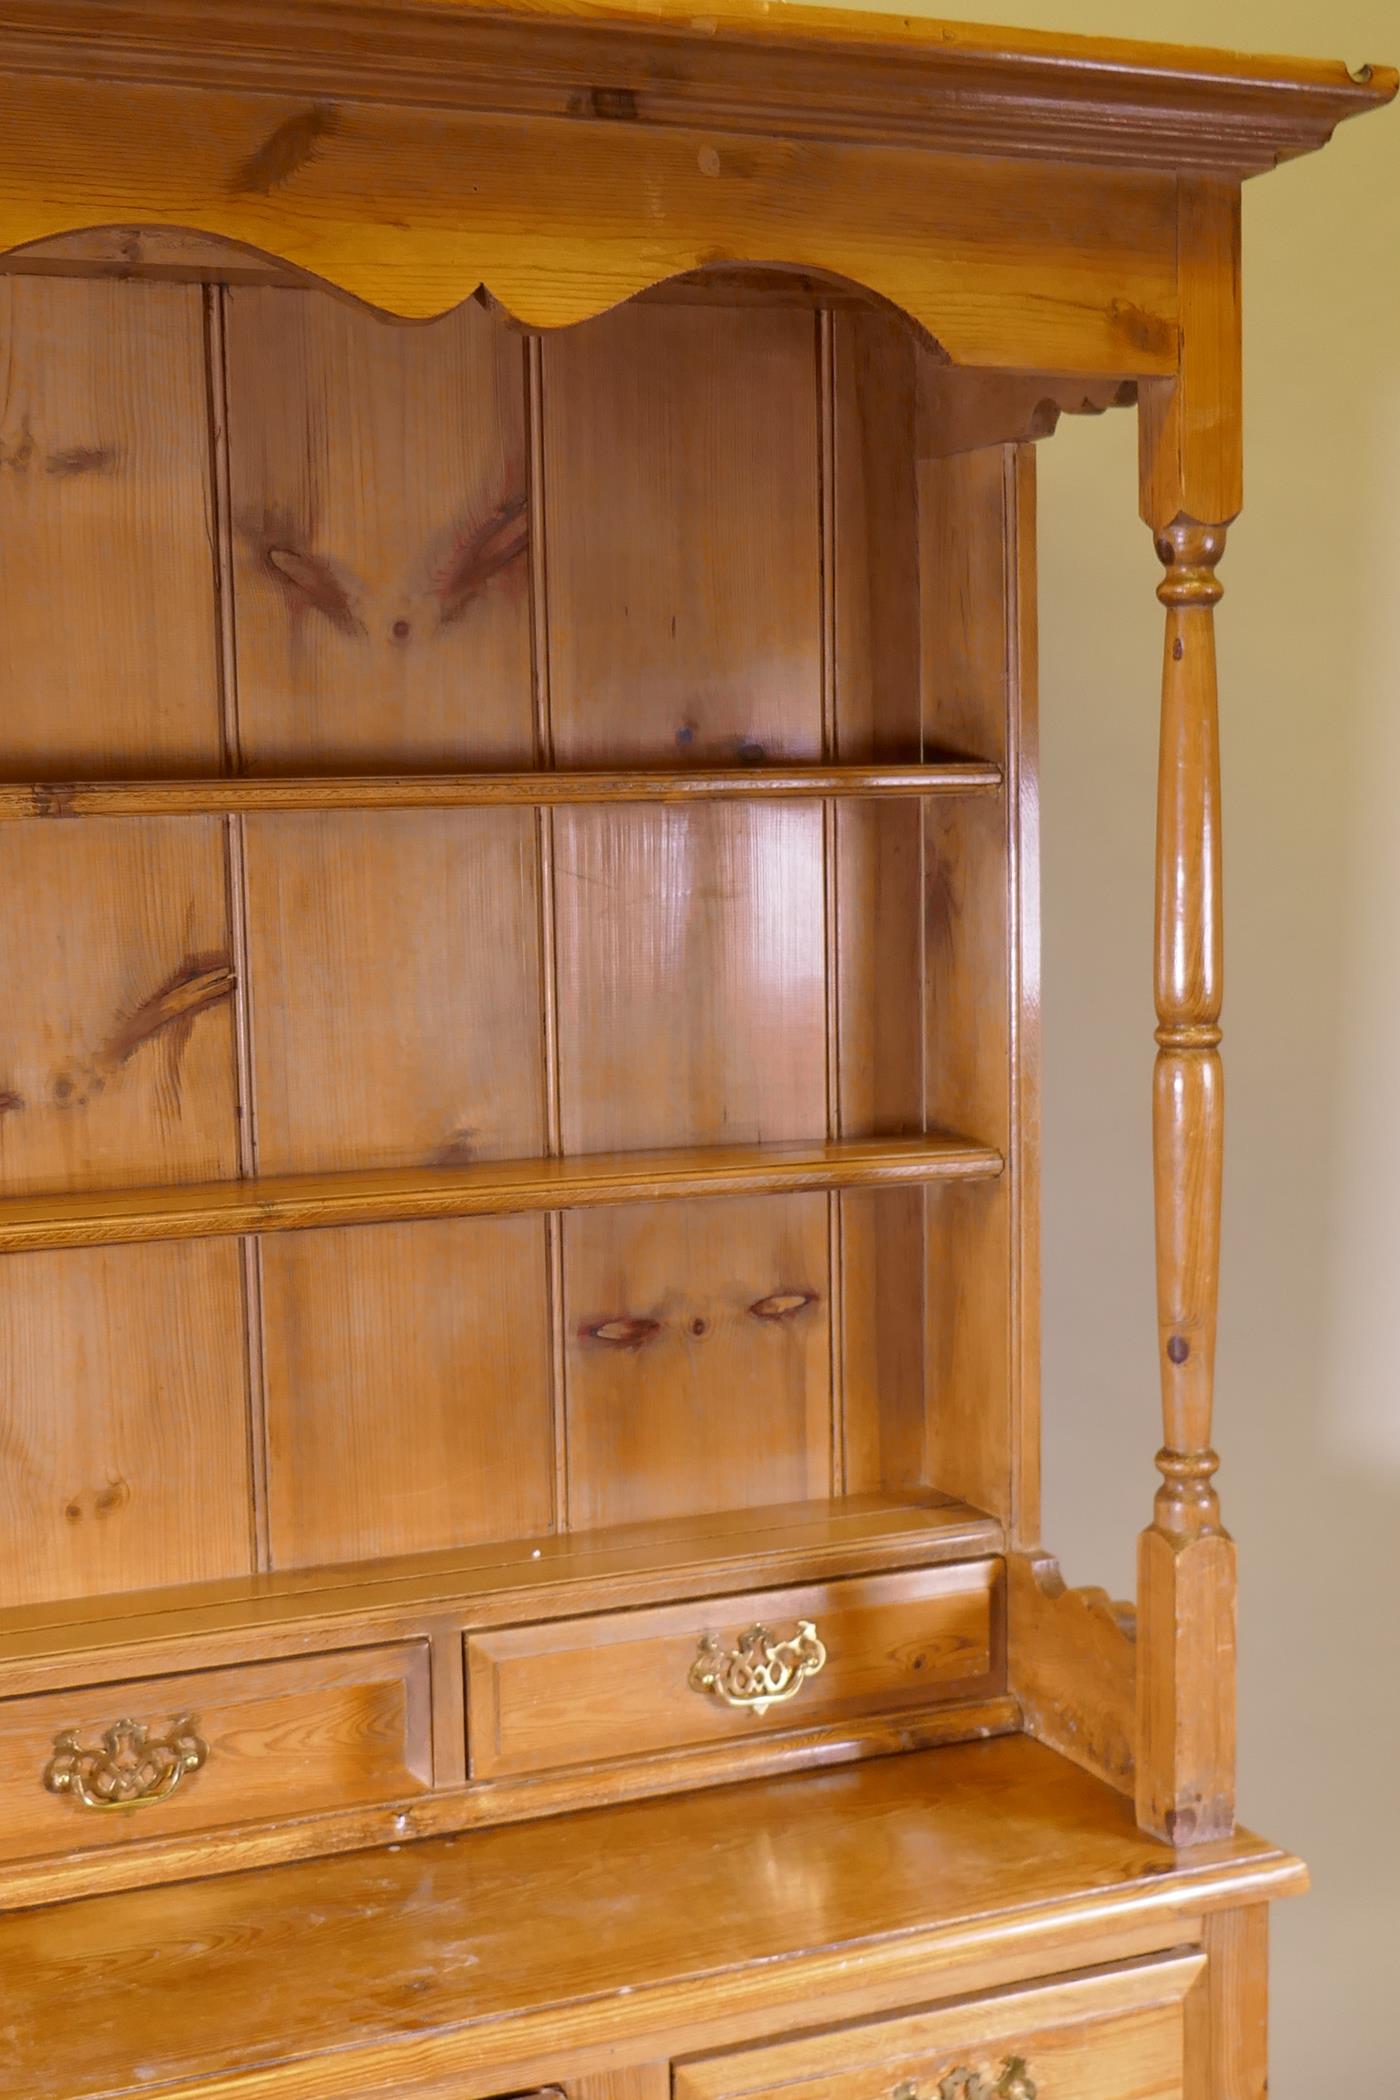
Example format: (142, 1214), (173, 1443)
(0, 3), (1390, 2094)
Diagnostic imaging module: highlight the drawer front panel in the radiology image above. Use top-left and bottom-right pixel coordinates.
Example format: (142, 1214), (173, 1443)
(0, 1641), (432, 1859)
(466, 1561), (999, 1779)
(675, 1953), (1203, 2100)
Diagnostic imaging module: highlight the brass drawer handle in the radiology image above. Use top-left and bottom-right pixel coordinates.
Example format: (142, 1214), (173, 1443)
(43, 1715), (208, 1812)
(895, 2062), (1037, 2100)
(688, 1619), (827, 1715)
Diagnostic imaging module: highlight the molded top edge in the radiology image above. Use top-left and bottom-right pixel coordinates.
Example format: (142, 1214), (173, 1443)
(0, 0), (1393, 181)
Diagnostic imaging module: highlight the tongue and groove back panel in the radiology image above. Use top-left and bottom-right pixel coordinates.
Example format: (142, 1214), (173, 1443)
(0, 272), (1006, 1607)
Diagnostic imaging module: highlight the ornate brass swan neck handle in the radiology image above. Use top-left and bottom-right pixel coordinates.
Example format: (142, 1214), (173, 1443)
(894, 2060), (1037, 2100)
(43, 1715), (209, 1811)
(688, 1619), (827, 1715)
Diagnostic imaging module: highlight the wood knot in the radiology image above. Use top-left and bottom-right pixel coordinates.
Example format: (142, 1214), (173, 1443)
(580, 1315), (661, 1349)
(749, 1290), (817, 1322)
(1154, 519), (1227, 608)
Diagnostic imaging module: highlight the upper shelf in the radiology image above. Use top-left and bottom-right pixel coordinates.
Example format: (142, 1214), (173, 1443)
(0, 1134), (1003, 1255)
(0, 763), (1001, 822)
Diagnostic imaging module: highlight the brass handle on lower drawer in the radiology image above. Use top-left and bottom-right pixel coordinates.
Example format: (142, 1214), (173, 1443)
(688, 1619), (827, 1715)
(895, 2060), (1037, 2100)
(43, 1715), (208, 1811)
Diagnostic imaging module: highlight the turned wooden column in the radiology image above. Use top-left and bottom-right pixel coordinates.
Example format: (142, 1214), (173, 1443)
(1135, 518), (1237, 1846)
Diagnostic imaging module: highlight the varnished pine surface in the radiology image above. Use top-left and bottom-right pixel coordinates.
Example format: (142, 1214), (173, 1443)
(0, 1), (1389, 188)
(0, 1736), (1306, 2100)
(0, 764), (1002, 818)
(0, 1134), (1002, 1254)
(0, 1491), (1000, 1676)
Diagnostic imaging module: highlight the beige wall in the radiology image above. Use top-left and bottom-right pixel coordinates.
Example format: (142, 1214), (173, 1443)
(796, 0), (1400, 2085)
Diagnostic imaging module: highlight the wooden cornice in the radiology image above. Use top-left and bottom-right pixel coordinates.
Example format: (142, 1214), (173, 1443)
(0, 0), (1393, 180)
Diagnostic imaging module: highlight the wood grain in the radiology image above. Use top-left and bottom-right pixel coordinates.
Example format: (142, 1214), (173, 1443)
(0, 1735), (1306, 2100)
(261, 1218), (554, 1569)
(1139, 180), (1243, 534)
(563, 1193), (834, 1529)
(1137, 519), (1235, 1848)
(243, 809), (543, 1173)
(0, 1698), (1020, 1915)
(544, 301), (834, 1530)
(0, 1242), (253, 1606)
(0, 818), (239, 1193)
(0, 1134), (1003, 1255)
(0, 275), (220, 775)
(0, 763), (1004, 820)
(1007, 1551), (1137, 1799)
(224, 287), (534, 769)
(0, 1641), (431, 1860)
(467, 1561), (999, 1778)
(830, 306), (927, 1495)
(921, 444), (1024, 1524)
(0, 0), (1389, 181)
(553, 805), (829, 1154)
(0, 70), (1187, 362)
(541, 303), (822, 769)
(675, 1952), (1202, 2100)
(0, 1492), (1001, 1679)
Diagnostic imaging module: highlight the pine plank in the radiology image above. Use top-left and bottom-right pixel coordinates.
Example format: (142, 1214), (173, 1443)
(0, 762), (1002, 819)
(830, 308), (928, 1494)
(224, 287), (534, 769)
(0, 1242), (253, 1606)
(541, 304), (829, 1528)
(261, 1218), (553, 1569)
(0, 818), (239, 1195)
(0, 1134), (1002, 1253)
(0, 276), (221, 776)
(244, 809), (544, 1174)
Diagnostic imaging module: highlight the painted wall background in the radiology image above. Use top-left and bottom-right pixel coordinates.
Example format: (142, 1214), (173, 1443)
(795, 0), (1400, 2085)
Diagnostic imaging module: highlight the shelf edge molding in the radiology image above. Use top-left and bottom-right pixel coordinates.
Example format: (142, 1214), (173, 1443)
(0, 763), (1002, 820)
(0, 1134), (1004, 1255)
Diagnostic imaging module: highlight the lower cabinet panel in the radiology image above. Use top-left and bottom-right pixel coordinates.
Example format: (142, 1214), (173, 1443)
(0, 1641), (433, 1860)
(673, 1953), (1204, 2100)
(466, 1561), (1000, 1779)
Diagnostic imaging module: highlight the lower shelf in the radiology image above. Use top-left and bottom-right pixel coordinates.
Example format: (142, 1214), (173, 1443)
(0, 1489), (1004, 1674)
(0, 1737), (1307, 2100)
(0, 1490), (1010, 1908)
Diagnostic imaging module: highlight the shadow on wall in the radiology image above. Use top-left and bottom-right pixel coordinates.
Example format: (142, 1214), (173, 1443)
(1034, 69), (1400, 2100)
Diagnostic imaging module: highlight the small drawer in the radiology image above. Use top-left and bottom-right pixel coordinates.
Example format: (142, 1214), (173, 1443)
(0, 1642), (432, 1859)
(466, 1561), (999, 1779)
(675, 1952), (1204, 2100)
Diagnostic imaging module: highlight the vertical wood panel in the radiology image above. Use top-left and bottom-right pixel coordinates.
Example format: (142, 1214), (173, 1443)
(244, 809), (544, 1175)
(226, 288), (548, 1571)
(541, 303), (821, 766)
(0, 1242), (253, 1606)
(541, 304), (829, 1528)
(564, 1193), (831, 1530)
(224, 288), (534, 770)
(0, 276), (221, 775)
(0, 819), (239, 1194)
(831, 308), (928, 1495)
(921, 443), (1022, 1524)
(554, 803), (827, 1154)
(261, 1217), (554, 1571)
